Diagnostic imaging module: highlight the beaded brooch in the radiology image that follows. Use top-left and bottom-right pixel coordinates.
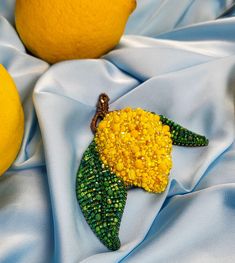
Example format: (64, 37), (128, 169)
(76, 94), (209, 250)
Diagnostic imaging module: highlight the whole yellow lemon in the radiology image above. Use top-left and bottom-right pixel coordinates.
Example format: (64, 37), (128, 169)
(15, 0), (136, 63)
(0, 65), (24, 176)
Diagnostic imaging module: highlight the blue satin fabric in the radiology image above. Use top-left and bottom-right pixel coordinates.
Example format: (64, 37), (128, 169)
(1, 1), (235, 263)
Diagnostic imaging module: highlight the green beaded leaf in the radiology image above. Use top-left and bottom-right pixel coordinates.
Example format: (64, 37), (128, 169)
(76, 140), (127, 251)
(160, 115), (209, 147)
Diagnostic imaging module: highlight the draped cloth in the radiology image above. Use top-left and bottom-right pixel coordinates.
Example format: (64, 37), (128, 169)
(0, 1), (235, 262)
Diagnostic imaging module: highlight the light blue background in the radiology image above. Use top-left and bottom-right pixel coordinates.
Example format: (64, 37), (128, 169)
(0, 1), (235, 262)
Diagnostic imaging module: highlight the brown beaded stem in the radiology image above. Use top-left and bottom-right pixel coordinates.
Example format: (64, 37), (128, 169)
(91, 93), (110, 134)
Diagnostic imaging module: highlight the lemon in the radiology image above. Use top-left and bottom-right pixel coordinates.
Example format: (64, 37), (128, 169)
(0, 65), (24, 176)
(95, 108), (172, 193)
(15, 0), (136, 63)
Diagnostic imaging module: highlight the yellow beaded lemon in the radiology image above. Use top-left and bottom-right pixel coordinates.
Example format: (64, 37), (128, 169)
(95, 108), (173, 193)
(15, 0), (136, 64)
(0, 65), (24, 176)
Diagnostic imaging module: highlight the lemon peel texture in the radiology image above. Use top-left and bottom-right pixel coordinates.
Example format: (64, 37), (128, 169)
(0, 65), (24, 176)
(15, 0), (137, 63)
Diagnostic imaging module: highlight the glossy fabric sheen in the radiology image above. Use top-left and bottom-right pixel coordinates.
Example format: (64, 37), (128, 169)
(0, 1), (235, 262)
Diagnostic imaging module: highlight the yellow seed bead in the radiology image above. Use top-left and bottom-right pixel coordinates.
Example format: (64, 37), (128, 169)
(145, 136), (150, 142)
(99, 121), (106, 129)
(124, 107), (131, 112)
(121, 170), (126, 176)
(155, 115), (160, 122)
(163, 125), (170, 132)
(131, 130), (139, 138)
(135, 159), (143, 169)
(141, 150), (146, 156)
(116, 162), (124, 171)
(142, 173), (148, 181)
(113, 115), (119, 122)
(132, 145), (139, 153)
(112, 123), (120, 132)
(148, 128), (155, 135)
(159, 162), (167, 172)
(121, 112), (127, 119)
(110, 149), (116, 156)
(129, 123), (136, 130)
(129, 169), (136, 180)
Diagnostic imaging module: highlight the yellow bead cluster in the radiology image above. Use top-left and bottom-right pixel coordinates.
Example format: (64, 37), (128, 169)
(95, 108), (173, 193)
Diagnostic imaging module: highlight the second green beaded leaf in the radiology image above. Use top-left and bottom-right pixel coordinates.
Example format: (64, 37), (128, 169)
(160, 115), (209, 147)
